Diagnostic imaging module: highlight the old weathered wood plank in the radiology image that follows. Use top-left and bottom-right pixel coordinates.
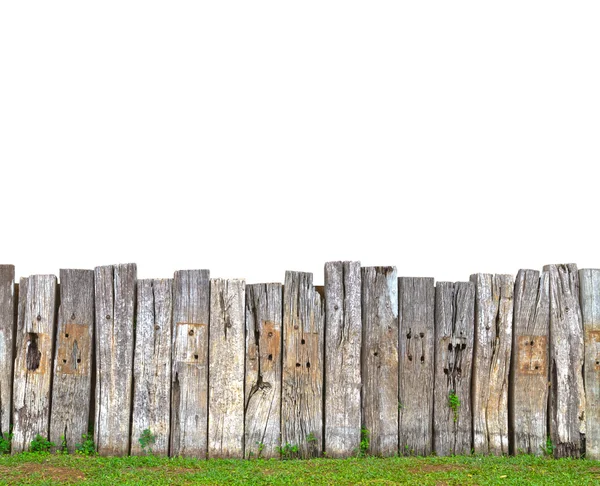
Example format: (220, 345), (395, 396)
(398, 277), (435, 455)
(94, 263), (136, 456)
(170, 269), (210, 458)
(282, 271), (324, 458)
(131, 279), (173, 456)
(433, 281), (475, 456)
(49, 269), (94, 453)
(543, 263), (585, 457)
(470, 273), (513, 455)
(208, 279), (246, 458)
(361, 266), (398, 457)
(0, 265), (15, 439)
(244, 283), (282, 459)
(511, 269), (550, 455)
(324, 261), (361, 458)
(581, 268), (600, 460)
(12, 275), (58, 453)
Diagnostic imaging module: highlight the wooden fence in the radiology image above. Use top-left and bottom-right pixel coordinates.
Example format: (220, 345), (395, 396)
(0, 262), (597, 459)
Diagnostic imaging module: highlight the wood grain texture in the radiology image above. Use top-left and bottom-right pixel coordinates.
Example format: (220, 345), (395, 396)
(0, 265), (15, 438)
(581, 268), (600, 460)
(12, 275), (58, 453)
(433, 281), (475, 456)
(131, 279), (173, 456)
(361, 266), (398, 456)
(50, 269), (94, 453)
(170, 269), (210, 458)
(398, 277), (435, 455)
(282, 271), (324, 458)
(324, 261), (362, 458)
(94, 263), (136, 456)
(511, 269), (550, 455)
(245, 283), (282, 459)
(470, 273), (513, 455)
(544, 263), (585, 458)
(208, 278), (246, 458)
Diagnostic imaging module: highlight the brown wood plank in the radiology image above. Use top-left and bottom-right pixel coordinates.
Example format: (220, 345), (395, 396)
(170, 269), (210, 458)
(361, 266), (398, 456)
(0, 265), (15, 439)
(244, 283), (282, 459)
(12, 275), (58, 453)
(324, 261), (362, 458)
(433, 281), (475, 456)
(131, 279), (173, 456)
(511, 269), (550, 455)
(282, 271), (324, 458)
(94, 263), (136, 456)
(50, 269), (94, 453)
(470, 273), (513, 455)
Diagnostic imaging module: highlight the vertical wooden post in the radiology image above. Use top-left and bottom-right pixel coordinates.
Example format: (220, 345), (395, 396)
(324, 261), (362, 458)
(131, 279), (173, 456)
(50, 269), (94, 453)
(12, 275), (58, 453)
(433, 281), (475, 456)
(511, 269), (550, 455)
(581, 268), (600, 460)
(170, 269), (210, 458)
(470, 273), (513, 455)
(245, 283), (282, 459)
(208, 278), (246, 458)
(545, 263), (585, 458)
(398, 277), (435, 455)
(94, 263), (136, 456)
(282, 271), (324, 458)
(0, 265), (15, 438)
(361, 266), (398, 456)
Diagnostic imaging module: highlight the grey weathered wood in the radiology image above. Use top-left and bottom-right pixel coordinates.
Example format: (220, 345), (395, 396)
(282, 271), (324, 458)
(50, 269), (94, 453)
(543, 263), (585, 457)
(94, 263), (136, 456)
(433, 281), (475, 456)
(170, 269), (210, 458)
(398, 277), (435, 455)
(361, 266), (398, 456)
(244, 283), (282, 459)
(12, 275), (58, 453)
(324, 261), (362, 458)
(131, 279), (173, 456)
(581, 268), (600, 460)
(0, 265), (15, 438)
(470, 273), (513, 455)
(511, 269), (550, 455)
(208, 278), (246, 458)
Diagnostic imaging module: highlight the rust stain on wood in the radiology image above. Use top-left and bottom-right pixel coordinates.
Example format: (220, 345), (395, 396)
(517, 335), (547, 375)
(55, 324), (90, 375)
(586, 330), (600, 371)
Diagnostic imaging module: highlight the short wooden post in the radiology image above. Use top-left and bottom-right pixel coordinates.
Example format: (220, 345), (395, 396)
(0, 265), (15, 438)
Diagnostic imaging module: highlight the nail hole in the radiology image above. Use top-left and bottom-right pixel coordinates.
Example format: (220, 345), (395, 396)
(301, 339), (305, 345)
(461, 343), (466, 350)
(63, 359), (67, 363)
(106, 315), (111, 320)
(334, 305), (339, 311)
(194, 354), (198, 360)
(268, 354), (273, 361)
(294, 325), (299, 330)
(443, 368), (449, 375)
(296, 362), (301, 367)
(374, 352), (378, 357)
(534, 366), (539, 370)
(155, 325), (160, 330)
(36, 315), (41, 321)
(596, 361), (599, 366)
(448, 343), (453, 351)
(77, 358), (81, 363)
(406, 332), (411, 339)
(530, 340), (534, 346)
(408, 355), (413, 361)
(65, 334), (69, 338)
(419, 332), (424, 338)
(188, 329), (194, 336)
(306, 362), (310, 368)
(420, 356), (424, 362)
(268, 332), (273, 337)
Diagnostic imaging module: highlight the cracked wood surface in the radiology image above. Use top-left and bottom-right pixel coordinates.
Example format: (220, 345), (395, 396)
(511, 269), (550, 455)
(545, 264), (585, 458)
(398, 277), (435, 455)
(12, 275), (58, 453)
(470, 273), (513, 455)
(244, 283), (282, 459)
(50, 269), (94, 453)
(208, 278), (246, 458)
(324, 261), (362, 458)
(282, 271), (324, 458)
(581, 268), (600, 460)
(0, 265), (15, 437)
(433, 281), (474, 456)
(361, 266), (398, 456)
(94, 263), (136, 456)
(131, 279), (173, 456)
(170, 269), (210, 458)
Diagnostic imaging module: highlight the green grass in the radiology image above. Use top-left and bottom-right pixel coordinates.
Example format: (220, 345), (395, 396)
(0, 453), (599, 485)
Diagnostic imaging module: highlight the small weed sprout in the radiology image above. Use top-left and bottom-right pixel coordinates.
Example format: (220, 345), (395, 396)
(29, 434), (55, 453)
(257, 441), (265, 458)
(0, 431), (13, 454)
(278, 443), (299, 459)
(139, 428), (156, 455)
(306, 432), (317, 444)
(58, 434), (68, 454)
(448, 390), (460, 423)
(75, 433), (96, 456)
(359, 427), (370, 457)
(542, 436), (554, 456)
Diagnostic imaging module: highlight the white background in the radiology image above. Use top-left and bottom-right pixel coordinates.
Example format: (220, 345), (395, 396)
(1, 2), (599, 285)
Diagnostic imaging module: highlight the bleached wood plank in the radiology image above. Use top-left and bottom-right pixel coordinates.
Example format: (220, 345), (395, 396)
(0, 265), (15, 438)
